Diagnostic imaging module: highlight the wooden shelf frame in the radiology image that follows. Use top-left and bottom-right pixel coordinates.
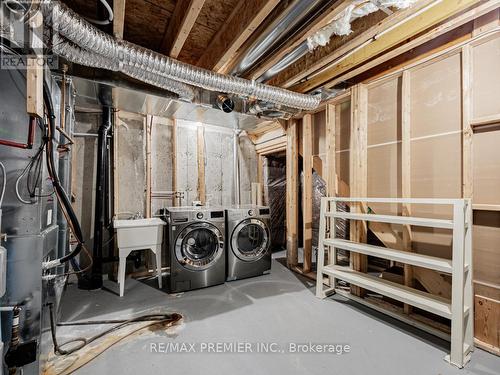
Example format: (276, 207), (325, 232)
(316, 197), (474, 368)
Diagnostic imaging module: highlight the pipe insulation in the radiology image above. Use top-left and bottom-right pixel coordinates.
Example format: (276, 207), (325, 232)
(43, 0), (320, 110)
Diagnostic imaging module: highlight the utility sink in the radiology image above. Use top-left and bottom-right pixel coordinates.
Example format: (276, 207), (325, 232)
(113, 218), (165, 249)
(113, 218), (166, 296)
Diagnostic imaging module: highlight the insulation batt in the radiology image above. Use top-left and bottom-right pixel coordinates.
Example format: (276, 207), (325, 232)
(307, 0), (418, 50)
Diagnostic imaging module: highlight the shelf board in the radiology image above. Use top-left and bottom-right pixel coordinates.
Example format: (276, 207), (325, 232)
(324, 238), (453, 274)
(322, 265), (452, 318)
(325, 212), (454, 229)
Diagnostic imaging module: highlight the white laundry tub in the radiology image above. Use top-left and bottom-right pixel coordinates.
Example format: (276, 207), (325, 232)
(113, 218), (166, 297)
(113, 218), (165, 249)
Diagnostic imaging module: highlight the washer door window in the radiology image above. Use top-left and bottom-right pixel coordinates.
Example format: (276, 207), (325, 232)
(175, 222), (224, 271)
(231, 219), (269, 261)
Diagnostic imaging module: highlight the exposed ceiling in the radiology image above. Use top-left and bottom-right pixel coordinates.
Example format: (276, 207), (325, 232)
(59, 0), (393, 90)
(60, 0), (485, 119)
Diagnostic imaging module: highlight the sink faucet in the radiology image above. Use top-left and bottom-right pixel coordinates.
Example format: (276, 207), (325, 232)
(132, 212), (144, 220)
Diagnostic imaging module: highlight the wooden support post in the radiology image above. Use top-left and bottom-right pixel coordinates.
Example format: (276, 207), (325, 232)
(251, 182), (263, 206)
(26, 57), (43, 118)
(286, 120), (299, 268)
(113, 0), (126, 39)
(325, 104), (336, 286)
(197, 124), (206, 205)
(325, 104), (337, 197)
(461, 45), (473, 199)
(302, 114), (313, 274)
(113, 112), (121, 216)
(349, 84), (368, 297)
(26, 11), (43, 118)
(145, 115), (153, 218)
(257, 154), (264, 205)
(401, 70), (413, 314)
(172, 119), (178, 206)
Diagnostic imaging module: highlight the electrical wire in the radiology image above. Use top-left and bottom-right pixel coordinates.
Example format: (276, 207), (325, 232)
(48, 304), (182, 356)
(84, 0), (114, 26)
(41, 80), (99, 280)
(14, 140), (47, 204)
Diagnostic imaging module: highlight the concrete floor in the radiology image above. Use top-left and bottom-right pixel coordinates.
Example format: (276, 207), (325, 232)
(52, 254), (500, 375)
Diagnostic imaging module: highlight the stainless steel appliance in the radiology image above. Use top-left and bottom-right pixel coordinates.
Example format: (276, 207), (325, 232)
(164, 207), (226, 293)
(225, 205), (271, 281)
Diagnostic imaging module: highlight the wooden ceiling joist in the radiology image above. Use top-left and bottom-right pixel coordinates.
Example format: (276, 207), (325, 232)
(244, 0), (352, 81)
(290, 0), (482, 93)
(113, 0), (126, 39)
(160, 0), (206, 58)
(273, 0), (437, 89)
(196, 0), (279, 71)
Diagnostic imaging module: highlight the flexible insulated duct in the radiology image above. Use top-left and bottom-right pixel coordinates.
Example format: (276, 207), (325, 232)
(53, 36), (195, 101)
(42, 0), (320, 110)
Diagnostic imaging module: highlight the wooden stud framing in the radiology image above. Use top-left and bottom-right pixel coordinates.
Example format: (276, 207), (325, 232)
(251, 182), (263, 206)
(160, 0), (206, 58)
(401, 70), (413, 314)
(26, 57), (43, 118)
(257, 154), (264, 205)
(26, 11), (43, 118)
(302, 114), (313, 274)
(113, 0), (126, 39)
(349, 84), (368, 296)
(325, 104), (337, 287)
(197, 124), (206, 205)
(286, 120), (299, 268)
(461, 45), (473, 199)
(145, 115), (153, 218)
(171, 119), (178, 206)
(196, 0), (279, 71)
(325, 104), (337, 197)
(113, 112), (121, 216)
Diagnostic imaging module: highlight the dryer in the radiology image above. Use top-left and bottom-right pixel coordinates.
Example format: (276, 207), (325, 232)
(225, 205), (271, 281)
(164, 207), (226, 293)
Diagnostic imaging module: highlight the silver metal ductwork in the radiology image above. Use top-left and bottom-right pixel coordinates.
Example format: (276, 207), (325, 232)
(52, 36), (197, 101)
(257, 42), (309, 83)
(231, 0), (325, 77)
(42, 0), (320, 111)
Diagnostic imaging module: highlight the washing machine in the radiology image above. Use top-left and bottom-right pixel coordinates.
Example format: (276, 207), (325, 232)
(163, 207), (226, 293)
(225, 205), (271, 281)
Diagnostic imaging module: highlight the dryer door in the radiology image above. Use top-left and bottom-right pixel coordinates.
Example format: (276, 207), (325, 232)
(175, 222), (224, 271)
(231, 219), (270, 262)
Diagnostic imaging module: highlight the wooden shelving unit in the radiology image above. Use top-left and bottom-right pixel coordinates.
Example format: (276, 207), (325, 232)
(316, 197), (473, 368)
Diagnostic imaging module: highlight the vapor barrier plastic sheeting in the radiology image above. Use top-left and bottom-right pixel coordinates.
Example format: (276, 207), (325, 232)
(264, 156), (286, 250)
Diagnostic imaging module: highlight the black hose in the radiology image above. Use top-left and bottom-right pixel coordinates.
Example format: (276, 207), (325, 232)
(48, 304), (182, 356)
(43, 81), (85, 264)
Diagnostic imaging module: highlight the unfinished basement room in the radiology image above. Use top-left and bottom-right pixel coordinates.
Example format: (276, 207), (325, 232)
(0, 0), (500, 374)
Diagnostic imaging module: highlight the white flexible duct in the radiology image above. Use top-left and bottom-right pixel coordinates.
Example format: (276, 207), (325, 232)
(53, 36), (196, 101)
(42, 0), (320, 110)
